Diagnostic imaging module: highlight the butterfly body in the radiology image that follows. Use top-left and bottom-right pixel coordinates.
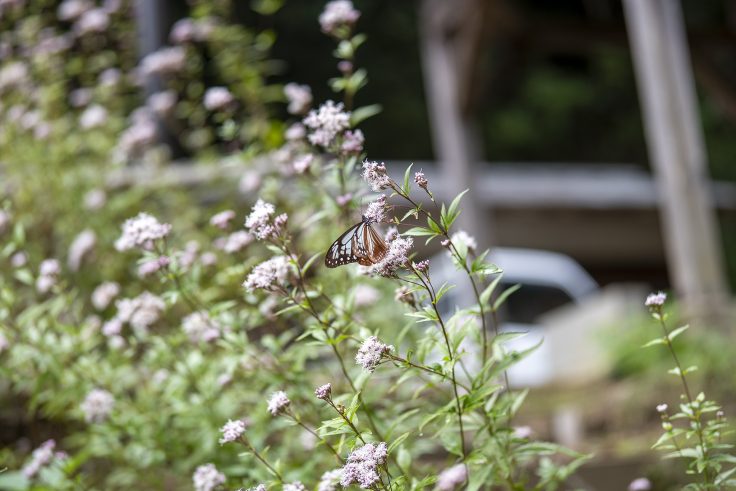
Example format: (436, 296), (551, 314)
(325, 215), (388, 268)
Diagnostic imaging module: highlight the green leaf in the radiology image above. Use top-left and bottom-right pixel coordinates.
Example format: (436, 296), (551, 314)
(479, 274), (503, 306)
(302, 252), (322, 275)
(668, 324), (689, 342)
(397, 447), (411, 473)
(434, 283), (455, 304)
(492, 284), (520, 312)
(351, 104), (382, 126)
(446, 189), (469, 228)
(402, 163), (414, 196)
(642, 337), (667, 348)
(0, 471), (29, 490)
(404, 227), (436, 237)
(388, 432), (411, 453)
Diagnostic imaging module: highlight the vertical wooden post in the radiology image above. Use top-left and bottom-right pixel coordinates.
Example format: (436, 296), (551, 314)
(134, 0), (169, 94)
(623, 0), (730, 319)
(419, 0), (493, 248)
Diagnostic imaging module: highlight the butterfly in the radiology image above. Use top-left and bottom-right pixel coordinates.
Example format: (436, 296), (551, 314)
(325, 215), (388, 268)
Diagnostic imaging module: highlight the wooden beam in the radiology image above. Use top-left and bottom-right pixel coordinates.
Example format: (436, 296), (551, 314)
(418, 0), (493, 248)
(622, 0), (730, 320)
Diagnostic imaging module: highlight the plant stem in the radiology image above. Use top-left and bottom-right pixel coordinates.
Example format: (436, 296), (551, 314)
(387, 354), (471, 392)
(410, 265), (467, 465)
(288, 412), (344, 463)
(656, 311), (710, 482)
(327, 398), (366, 444)
(391, 183), (503, 386)
(285, 248), (386, 441)
(239, 436), (284, 483)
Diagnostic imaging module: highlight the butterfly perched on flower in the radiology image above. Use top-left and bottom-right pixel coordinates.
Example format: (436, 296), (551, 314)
(325, 215), (388, 268)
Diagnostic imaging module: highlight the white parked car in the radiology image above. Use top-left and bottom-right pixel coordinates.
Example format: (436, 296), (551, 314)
(433, 247), (636, 387)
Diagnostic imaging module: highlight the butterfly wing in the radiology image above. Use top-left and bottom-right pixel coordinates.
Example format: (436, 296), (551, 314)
(357, 223), (388, 266)
(325, 221), (365, 268)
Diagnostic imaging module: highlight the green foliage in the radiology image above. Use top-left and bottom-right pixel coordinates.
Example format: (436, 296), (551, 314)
(644, 300), (736, 489)
(0, 3), (592, 490)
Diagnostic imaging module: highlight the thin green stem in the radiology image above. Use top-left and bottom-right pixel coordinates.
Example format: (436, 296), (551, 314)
(238, 436), (284, 483)
(656, 311), (710, 482)
(284, 247), (386, 442)
(409, 265), (467, 465)
(391, 183), (502, 386)
(288, 412), (344, 463)
(387, 354), (471, 392)
(326, 398), (366, 444)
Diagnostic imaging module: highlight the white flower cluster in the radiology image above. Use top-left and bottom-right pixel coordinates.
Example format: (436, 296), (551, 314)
(21, 439), (59, 479)
(80, 104), (108, 129)
(303, 100), (351, 149)
(628, 477), (652, 491)
(244, 199), (287, 240)
(645, 291), (667, 308)
(68, 229), (96, 271)
(341, 129), (364, 154)
(267, 391), (291, 416)
(284, 83), (313, 115)
(219, 419), (246, 444)
(57, 0), (93, 21)
(0, 62), (28, 91)
(210, 209), (236, 229)
(315, 383), (332, 400)
(353, 284), (379, 307)
(340, 442), (387, 488)
(106, 291), (165, 338)
(74, 8), (109, 35)
(216, 231), (253, 254)
(364, 195), (387, 224)
(91, 281), (120, 310)
(436, 464), (467, 491)
(137, 255), (170, 278)
(355, 336), (393, 372)
(36, 258), (61, 294)
(204, 87), (234, 111)
(80, 388), (114, 423)
(148, 90), (177, 116)
(284, 482), (306, 491)
(243, 256), (291, 292)
(192, 463), (226, 491)
(140, 46), (186, 76)
(115, 213), (172, 251)
(450, 230), (477, 253)
(368, 236), (413, 277)
(170, 17), (213, 44)
(361, 161), (391, 192)
(182, 311), (222, 344)
(318, 469), (343, 491)
(319, 0), (361, 35)
(293, 154), (313, 174)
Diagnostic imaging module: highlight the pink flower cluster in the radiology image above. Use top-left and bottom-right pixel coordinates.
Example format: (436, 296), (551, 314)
(364, 195), (388, 223)
(319, 0), (361, 35)
(219, 419), (246, 444)
(340, 442), (387, 488)
(356, 336), (393, 372)
(115, 213), (171, 251)
(243, 256), (291, 292)
(361, 161), (391, 192)
(267, 391), (291, 416)
(244, 199), (287, 241)
(303, 100), (351, 149)
(368, 236), (413, 277)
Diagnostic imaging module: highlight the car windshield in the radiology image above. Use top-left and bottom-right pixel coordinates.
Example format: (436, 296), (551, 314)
(498, 283), (574, 324)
